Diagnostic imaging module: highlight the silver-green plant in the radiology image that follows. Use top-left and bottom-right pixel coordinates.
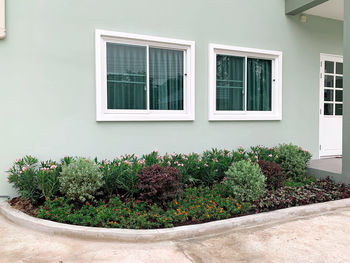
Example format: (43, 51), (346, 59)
(277, 143), (312, 179)
(59, 158), (103, 203)
(223, 160), (266, 202)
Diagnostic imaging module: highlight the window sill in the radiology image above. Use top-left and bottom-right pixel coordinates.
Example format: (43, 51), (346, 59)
(208, 113), (282, 121)
(97, 112), (195, 122)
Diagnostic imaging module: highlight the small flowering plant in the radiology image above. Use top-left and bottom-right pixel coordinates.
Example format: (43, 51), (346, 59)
(37, 160), (61, 199)
(7, 155), (41, 203)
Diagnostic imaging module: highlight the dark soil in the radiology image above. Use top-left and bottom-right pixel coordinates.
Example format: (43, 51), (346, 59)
(8, 197), (38, 216)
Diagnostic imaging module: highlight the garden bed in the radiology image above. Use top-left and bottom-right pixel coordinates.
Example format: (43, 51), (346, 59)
(4, 198), (350, 242)
(6, 144), (350, 229)
(8, 176), (350, 229)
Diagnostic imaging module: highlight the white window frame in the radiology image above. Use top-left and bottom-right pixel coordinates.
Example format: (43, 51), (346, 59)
(96, 30), (195, 121)
(208, 44), (282, 121)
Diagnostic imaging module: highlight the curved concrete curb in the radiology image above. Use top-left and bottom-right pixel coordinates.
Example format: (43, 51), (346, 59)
(1, 199), (350, 242)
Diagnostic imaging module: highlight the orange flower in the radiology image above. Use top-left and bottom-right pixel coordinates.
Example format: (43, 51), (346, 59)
(165, 218), (168, 221)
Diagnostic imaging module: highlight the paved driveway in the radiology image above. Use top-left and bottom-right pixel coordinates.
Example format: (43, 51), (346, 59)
(1, 207), (350, 263)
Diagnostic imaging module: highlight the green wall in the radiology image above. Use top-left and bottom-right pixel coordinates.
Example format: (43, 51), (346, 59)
(0, 0), (343, 196)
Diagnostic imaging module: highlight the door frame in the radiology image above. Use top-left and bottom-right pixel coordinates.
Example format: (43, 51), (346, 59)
(319, 53), (343, 159)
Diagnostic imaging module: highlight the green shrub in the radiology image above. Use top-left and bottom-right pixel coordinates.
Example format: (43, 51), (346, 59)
(59, 158), (103, 203)
(37, 160), (61, 199)
(277, 144), (312, 179)
(7, 155), (41, 203)
(162, 152), (202, 186)
(99, 155), (141, 198)
(249, 145), (279, 163)
(223, 160), (266, 202)
(200, 149), (236, 185)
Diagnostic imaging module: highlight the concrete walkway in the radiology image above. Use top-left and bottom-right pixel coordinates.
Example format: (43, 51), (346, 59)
(309, 157), (342, 174)
(1, 207), (350, 263)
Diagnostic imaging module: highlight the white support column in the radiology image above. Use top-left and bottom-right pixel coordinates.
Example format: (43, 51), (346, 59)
(0, 0), (6, 39)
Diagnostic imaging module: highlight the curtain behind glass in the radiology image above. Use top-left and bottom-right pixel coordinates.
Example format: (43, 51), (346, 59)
(107, 43), (147, 110)
(216, 55), (245, 111)
(149, 48), (184, 110)
(247, 58), (272, 111)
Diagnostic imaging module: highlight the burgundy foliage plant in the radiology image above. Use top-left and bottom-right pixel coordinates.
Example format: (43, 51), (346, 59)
(137, 164), (183, 204)
(258, 160), (285, 190)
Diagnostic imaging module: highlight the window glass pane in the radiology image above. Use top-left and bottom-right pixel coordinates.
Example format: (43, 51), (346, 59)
(247, 58), (272, 111)
(324, 103), (333, 115)
(325, 61), (334, 73)
(336, 76), (343, 89)
(149, 48), (184, 110)
(335, 104), (343, 116)
(336, 90), (343, 102)
(216, 55), (245, 111)
(324, 89), (333, 102)
(324, 75), (334, 88)
(106, 43), (147, 110)
(336, 62), (343, 74)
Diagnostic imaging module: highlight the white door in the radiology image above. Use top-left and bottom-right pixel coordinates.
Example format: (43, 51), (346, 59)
(319, 54), (343, 157)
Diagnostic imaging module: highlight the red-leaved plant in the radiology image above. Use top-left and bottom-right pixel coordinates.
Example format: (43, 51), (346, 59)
(137, 164), (183, 204)
(258, 160), (285, 190)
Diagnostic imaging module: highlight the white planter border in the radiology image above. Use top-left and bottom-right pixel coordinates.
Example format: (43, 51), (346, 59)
(1, 199), (350, 242)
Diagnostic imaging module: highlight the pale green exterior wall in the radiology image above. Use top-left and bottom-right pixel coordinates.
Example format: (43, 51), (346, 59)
(0, 0), (344, 196)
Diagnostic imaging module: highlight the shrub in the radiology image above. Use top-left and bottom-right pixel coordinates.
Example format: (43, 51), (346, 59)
(223, 160), (266, 202)
(200, 149), (236, 185)
(7, 156), (41, 203)
(59, 158), (103, 203)
(137, 164), (182, 204)
(165, 152), (203, 187)
(258, 160), (285, 190)
(249, 145), (279, 163)
(37, 160), (61, 199)
(99, 155), (141, 197)
(277, 144), (312, 179)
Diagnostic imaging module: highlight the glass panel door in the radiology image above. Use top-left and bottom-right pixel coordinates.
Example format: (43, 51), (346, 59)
(323, 61), (343, 116)
(319, 54), (343, 157)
